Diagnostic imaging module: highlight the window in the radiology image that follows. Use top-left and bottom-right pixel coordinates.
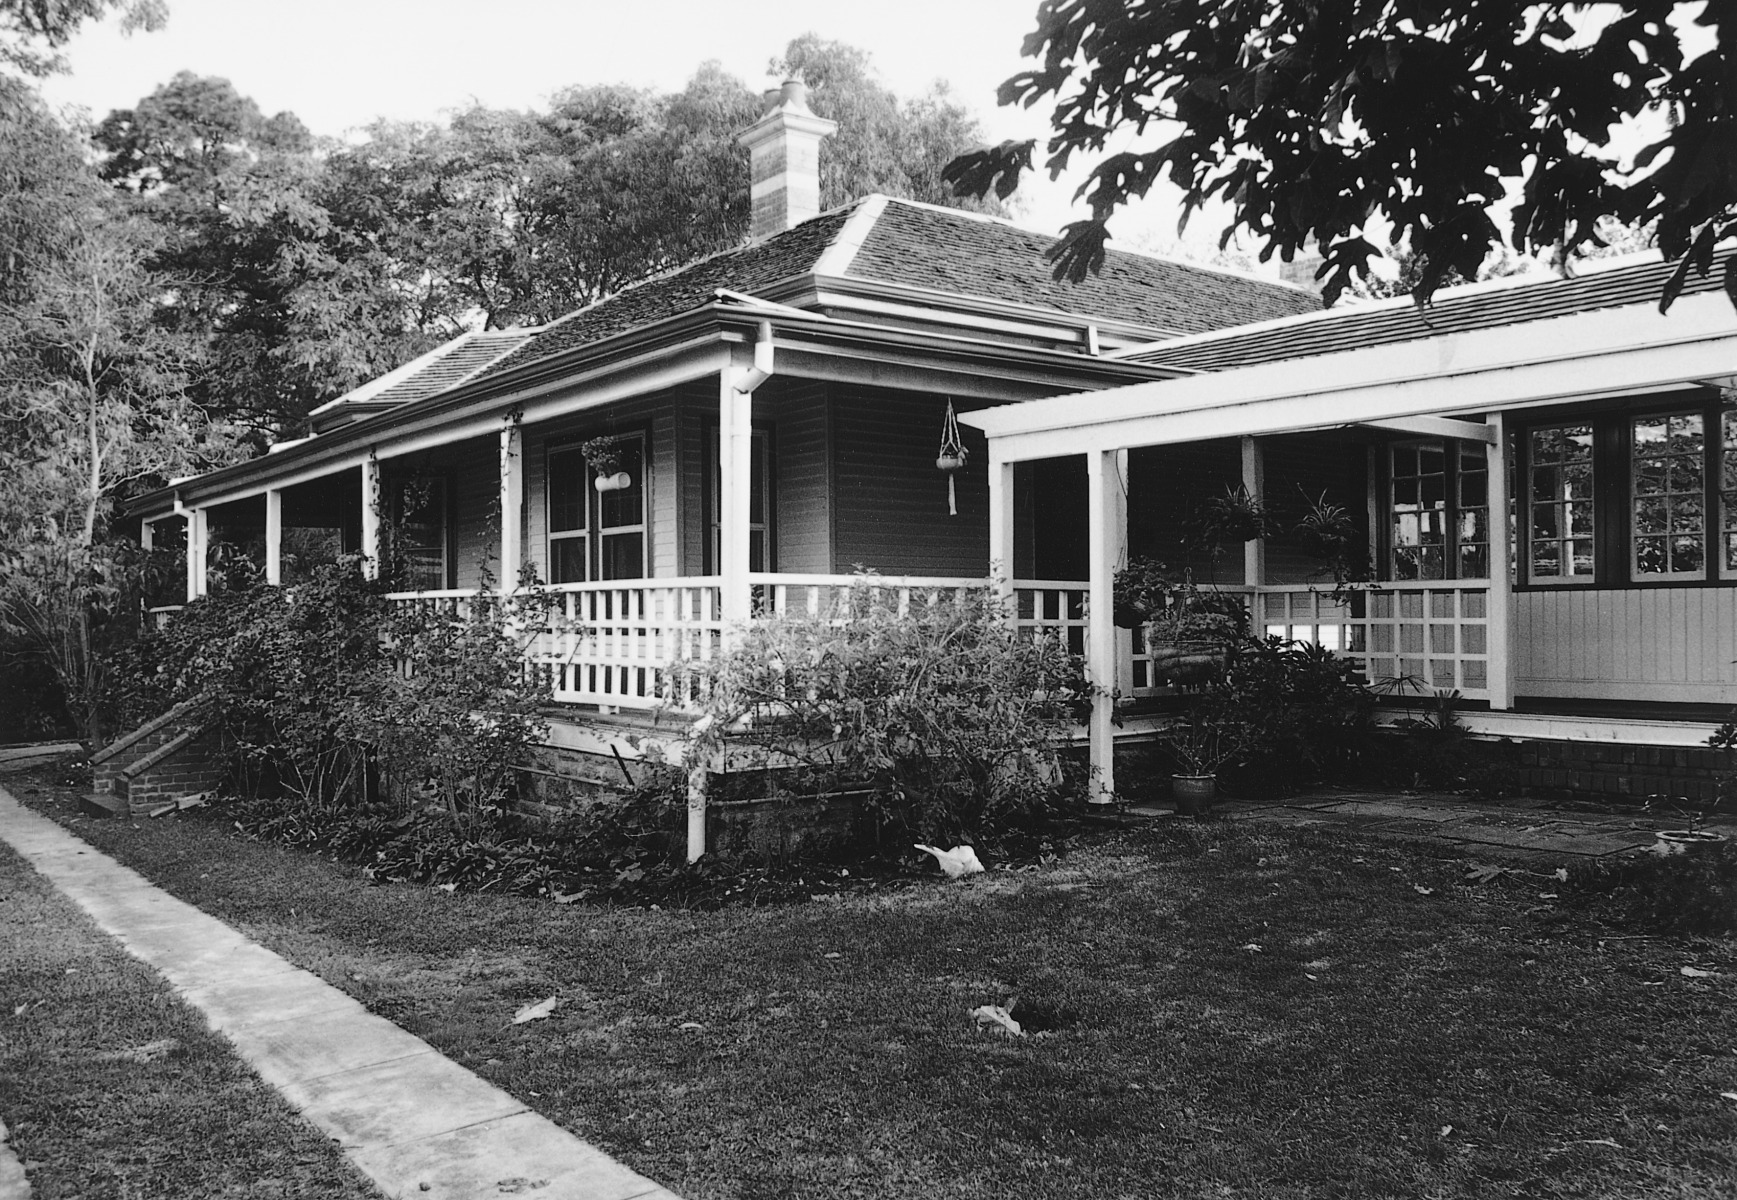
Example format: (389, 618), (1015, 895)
(1388, 441), (1490, 580)
(392, 477), (448, 591)
(546, 433), (646, 584)
(547, 447), (588, 583)
(1519, 400), (1737, 587)
(706, 427), (771, 573)
(1631, 411), (1705, 579)
(1528, 424), (1595, 583)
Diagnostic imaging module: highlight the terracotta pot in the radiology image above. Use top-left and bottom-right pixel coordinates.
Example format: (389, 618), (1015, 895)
(1172, 774), (1216, 818)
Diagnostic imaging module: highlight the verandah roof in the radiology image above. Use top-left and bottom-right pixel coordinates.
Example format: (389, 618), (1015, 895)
(958, 287), (1737, 459)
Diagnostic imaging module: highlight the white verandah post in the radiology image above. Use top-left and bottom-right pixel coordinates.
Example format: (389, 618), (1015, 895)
(1485, 412), (1515, 709)
(499, 417), (524, 589)
(360, 452), (382, 581)
(718, 364), (755, 638)
(182, 507), (207, 602)
(1086, 447), (1120, 804)
(988, 456), (1015, 606)
(264, 488), (283, 586)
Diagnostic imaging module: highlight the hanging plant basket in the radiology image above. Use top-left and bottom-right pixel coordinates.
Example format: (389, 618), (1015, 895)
(935, 399), (968, 515)
(1147, 639), (1230, 685)
(593, 470), (631, 492)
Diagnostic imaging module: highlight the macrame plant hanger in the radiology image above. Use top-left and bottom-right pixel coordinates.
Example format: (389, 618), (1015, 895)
(935, 398), (968, 516)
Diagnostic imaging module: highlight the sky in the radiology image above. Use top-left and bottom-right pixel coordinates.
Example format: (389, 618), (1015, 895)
(37, 0), (1198, 251)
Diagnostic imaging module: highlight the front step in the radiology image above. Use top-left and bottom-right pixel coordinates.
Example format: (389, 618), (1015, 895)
(78, 791), (130, 820)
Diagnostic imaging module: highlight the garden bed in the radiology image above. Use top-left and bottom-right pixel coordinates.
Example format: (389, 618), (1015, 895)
(10, 765), (1737, 1200)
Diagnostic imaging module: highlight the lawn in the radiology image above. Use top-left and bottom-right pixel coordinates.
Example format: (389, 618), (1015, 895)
(11, 766), (1737, 1200)
(0, 837), (379, 1199)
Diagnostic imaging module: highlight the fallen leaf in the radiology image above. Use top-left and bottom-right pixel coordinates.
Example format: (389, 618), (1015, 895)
(495, 1178), (550, 1194)
(552, 891), (584, 905)
(1720, 1092), (1737, 1102)
(1413, 885), (1435, 895)
(1241, 943), (1263, 953)
(1681, 966), (1715, 978)
(678, 1021), (704, 1032)
(1553, 868), (1569, 882)
(1539, 892), (1559, 900)
(823, 952), (842, 959)
(511, 996), (560, 1025)
(436, 882), (458, 893)
(1465, 864), (1508, 884)
(1440, 1125), (1453, 1138)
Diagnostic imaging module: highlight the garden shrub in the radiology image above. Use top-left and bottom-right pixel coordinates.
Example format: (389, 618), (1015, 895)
(107, 559), (553, 829)
(1186, 636), (1378, 795)
(686, 581), (1090, 844)
(1561, 842), (1737, 936)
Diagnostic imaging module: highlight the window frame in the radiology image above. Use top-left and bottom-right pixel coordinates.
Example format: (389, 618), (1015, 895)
(544, 428), (650, 585)
(388, 472), (452, 591)
(1382, 438), (1491, 582)
(702, 421), (775, 575)
(1515, 393), (1735, 591)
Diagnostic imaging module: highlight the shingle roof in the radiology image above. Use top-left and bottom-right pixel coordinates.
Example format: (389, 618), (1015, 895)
(476, 196), (1322, 382)
(1130, 253), (1736, 374)
(478, 207), (857, 380)
(369, 330), (534, 406)
(843, 202), (1321, 336)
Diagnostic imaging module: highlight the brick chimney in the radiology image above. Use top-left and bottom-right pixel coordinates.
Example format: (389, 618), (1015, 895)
(736, 80), (838, 242)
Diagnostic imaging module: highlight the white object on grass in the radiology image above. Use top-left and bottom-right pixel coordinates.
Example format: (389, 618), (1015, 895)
(914, 844), (984, 878)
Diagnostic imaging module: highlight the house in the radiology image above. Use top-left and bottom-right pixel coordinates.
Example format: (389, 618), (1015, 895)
(128, 79), (1736, 851)
(121, 81), (1318, 844)
(962, 252), (1737, 807)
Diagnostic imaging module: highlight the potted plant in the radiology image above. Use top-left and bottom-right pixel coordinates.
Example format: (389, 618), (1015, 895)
(1164, 708), (1245, 817)
(583, 437), (630, 492)
(1112, 556), (1177, 629)
(1294, 490), (1373, 604)
(1190, 484), (1274, 556)
(1143, 573), (1249, 685)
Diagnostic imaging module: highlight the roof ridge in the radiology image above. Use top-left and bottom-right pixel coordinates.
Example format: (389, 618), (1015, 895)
(812, 194), (889, 277)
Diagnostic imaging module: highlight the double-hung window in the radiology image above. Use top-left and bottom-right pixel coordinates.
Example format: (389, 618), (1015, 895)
(1527, 424), (1596, 583)
(547, 433), (646, 584)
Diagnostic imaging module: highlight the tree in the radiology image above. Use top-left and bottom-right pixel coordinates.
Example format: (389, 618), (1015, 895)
(0, 195), (241, 740)
(95, 73), (442, 434)
(944, 0), (1735, 307)
(775, 34), (1003, 216)
(1, 0), (164, 79)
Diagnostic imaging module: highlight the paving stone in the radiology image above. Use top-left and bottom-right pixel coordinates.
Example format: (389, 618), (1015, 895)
(275, 1052), (527, 1149)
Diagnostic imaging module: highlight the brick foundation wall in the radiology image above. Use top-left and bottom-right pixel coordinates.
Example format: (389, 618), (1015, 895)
(1466, 737), (1728, 805)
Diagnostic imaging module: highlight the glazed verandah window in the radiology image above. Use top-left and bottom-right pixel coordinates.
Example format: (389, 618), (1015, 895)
(1389, 441), (1489, 580)
(1527, 411), (1737, 585)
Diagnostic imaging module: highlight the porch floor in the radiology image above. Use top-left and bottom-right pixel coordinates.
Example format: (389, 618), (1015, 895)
(1121, 787), (1735, 861)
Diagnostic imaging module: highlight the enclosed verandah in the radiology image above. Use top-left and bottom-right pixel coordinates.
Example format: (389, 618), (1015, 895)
(962, 285), (1737, 802)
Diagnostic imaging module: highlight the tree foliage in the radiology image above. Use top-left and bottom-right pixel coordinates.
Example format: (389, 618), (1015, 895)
(1, 0), (164, 79)
(946, 0), (1736, 306)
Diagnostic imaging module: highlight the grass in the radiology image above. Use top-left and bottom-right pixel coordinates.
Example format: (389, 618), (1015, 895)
(12, 767), (1737, 1200)
(0, 839), (379, 1199)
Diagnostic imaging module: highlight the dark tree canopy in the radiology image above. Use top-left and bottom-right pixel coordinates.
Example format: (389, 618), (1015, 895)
(0, 0), (164, 78)
(946, 0), (1737, 307)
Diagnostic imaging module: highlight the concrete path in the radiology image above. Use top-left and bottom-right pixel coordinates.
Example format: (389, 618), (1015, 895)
(0, 786), (680, 1200)
(0, 1118), (29, 1200)
(1133, 788), (1735, 859)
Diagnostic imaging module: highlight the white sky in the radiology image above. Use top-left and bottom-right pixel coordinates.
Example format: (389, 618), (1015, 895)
(38, 0), (1218, 255)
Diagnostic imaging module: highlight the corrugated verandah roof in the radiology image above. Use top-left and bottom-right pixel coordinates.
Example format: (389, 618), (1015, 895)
(477, 196), (1321, 382)
(1129, 253), (1737, 374)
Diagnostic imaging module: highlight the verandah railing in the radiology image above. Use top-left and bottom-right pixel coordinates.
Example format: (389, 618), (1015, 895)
(386, 575), (1096, 713)
(384, 575), (1496, 710)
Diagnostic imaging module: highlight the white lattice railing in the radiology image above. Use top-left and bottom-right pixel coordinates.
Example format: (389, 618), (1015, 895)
(1248, 582), (1492, 701)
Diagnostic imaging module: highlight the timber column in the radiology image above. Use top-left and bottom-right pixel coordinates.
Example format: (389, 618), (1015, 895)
(1085, 448), (1123, 804)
